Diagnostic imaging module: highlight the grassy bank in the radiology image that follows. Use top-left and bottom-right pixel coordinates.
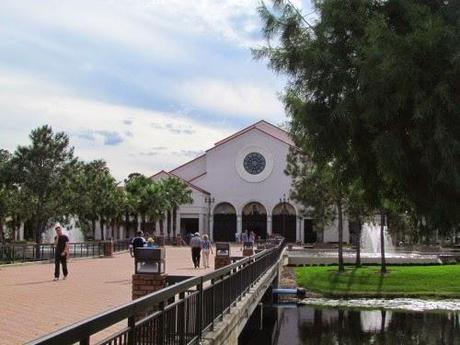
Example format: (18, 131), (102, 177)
(296, 265), (460, 298)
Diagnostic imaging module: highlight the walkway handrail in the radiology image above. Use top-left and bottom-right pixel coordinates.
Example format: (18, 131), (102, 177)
(26, 239), (285, 345)
(0, 240), (129, 264)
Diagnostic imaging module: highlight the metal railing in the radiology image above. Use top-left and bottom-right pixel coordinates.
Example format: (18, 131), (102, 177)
(0, 240), (130, 264)
(27, 239), (285, 345)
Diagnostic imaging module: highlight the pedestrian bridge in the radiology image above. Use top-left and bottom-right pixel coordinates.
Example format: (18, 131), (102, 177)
(26, 240), (286, 345)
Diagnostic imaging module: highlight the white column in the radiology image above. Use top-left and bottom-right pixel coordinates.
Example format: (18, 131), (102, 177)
(296, 217), (301, 242)
(267, 214), (272, 236)
(176, 211), (181, 237)
(300, 218), (305, 243)
(210, 215), (214, 242)
(237, 215), (242, 235)
(170, 211), (174, 237)
(155, 221), (160, 236)
(137, 216), (141, 232)
(19, 223), (24, 241)
(209, 215), (214, 238)
(199, 213), (204, 234)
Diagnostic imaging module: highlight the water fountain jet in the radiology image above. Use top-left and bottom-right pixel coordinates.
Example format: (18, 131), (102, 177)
(360, 223), (394, 254)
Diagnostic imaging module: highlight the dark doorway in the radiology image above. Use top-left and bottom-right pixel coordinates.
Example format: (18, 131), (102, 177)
(242, 202), (267, 240)
(272, 203), (297, 242)
(181, 218), (198, 244)
(213, 202), (237, 242)
(304, 219), (317, 243)
(272, 215), (297, 242)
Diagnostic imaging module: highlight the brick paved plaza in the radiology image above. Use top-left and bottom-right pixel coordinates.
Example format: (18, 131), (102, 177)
(0, 246), (241, 344)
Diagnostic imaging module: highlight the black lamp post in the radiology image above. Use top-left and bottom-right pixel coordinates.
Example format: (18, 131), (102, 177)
(280, 194), (289, 239)
(205, 196), (215, 236)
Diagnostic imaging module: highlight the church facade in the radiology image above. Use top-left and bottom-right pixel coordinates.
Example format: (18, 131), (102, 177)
(152, 120), (349, 243)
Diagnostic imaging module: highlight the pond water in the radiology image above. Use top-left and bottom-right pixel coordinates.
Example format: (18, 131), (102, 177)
(277, 306), (460, 345)
(239, 304), (460, 345)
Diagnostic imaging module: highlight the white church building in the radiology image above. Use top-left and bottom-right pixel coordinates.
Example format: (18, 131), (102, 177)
(5, 120), (349, 243)
(152, 120), (349, 244)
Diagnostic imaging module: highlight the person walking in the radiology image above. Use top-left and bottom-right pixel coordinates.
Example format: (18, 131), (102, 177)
(241, 229), (249, 251)
(190, 232), (202, 269)
(53, 225), (69, 281)
(201, 234), (213, 268)
(241, 229), (248, 243)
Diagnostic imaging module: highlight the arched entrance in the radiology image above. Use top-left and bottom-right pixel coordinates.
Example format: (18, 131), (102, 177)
(213, 202), (237, 242)
(272, 203), (297, 242)
(242, 202), (267, 240)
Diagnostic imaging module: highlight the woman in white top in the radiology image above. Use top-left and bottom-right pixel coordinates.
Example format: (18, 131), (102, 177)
(201, 234), (213, 269)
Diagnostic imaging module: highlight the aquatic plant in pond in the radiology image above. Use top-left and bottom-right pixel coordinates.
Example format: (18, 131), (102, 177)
(299, 298), (460, 312)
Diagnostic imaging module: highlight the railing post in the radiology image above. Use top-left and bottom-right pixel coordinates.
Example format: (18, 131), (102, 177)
(127, 315), (136, 345)
(79, 337), (90, 345)
(197, 277), (204, 340)
(221, 276), (225, 321)
(179, 291), (186, 345)
(211, 279), (215, 331)
(239, 264), (243, 301)
(159, 301), (165, 344)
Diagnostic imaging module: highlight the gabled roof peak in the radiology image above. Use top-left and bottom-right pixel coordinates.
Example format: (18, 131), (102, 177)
(149, 170), (210, 195)
(212, 119), (294, 148)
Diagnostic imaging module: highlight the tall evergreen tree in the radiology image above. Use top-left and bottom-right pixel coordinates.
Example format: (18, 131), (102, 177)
(255, 0), (460, 243)
(11, 126), (76, 250)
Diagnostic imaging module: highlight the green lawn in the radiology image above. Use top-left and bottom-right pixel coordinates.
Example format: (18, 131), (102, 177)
(295, 265), (460, 298)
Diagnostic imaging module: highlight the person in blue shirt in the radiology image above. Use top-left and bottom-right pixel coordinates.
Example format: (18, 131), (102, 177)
(129, 230), (146, 257)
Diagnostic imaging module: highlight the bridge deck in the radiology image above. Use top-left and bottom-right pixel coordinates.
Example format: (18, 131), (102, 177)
(0, 245), (242, 345)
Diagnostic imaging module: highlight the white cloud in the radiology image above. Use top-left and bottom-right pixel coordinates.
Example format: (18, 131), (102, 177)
(178, 79), (284, 121)
(0, 0), (305, 180)
(1, 0), (185, 61)
(0, 71), (234, 181)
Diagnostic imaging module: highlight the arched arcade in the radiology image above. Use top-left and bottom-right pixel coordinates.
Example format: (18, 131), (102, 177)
(272, 203), (297, 242)
(242, 202), (267, 240)
(213, 202), (237, 242)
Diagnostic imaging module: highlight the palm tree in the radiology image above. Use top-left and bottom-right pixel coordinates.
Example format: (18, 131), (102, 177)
(124, 173), (152, 232)
(162, 177), (193, 240)
(143, 181), (168, 236)
(104, 187), (125, 240)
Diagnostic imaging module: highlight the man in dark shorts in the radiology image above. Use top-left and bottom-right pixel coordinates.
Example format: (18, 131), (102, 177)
(190, 232), (202, 269)
(53, 225), (69, 281)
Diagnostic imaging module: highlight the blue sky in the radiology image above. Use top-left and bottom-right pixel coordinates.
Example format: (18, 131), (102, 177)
(0, 0), (313, 180)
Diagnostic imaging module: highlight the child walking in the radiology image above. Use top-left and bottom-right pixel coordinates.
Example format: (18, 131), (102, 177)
(201, 234), (213, 269)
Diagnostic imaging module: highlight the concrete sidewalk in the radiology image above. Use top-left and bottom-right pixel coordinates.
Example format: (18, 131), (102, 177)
(0, 245), (243, 344)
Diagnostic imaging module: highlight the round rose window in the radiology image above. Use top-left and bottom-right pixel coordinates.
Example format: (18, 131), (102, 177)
(243, 152), (266, 175)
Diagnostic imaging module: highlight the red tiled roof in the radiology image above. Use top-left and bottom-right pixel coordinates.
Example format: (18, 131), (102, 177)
(209, 120), (294, 151)
(149, 170), (210, 195)
(188, 172), (207, 182)
(169, 154), (206, 174)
